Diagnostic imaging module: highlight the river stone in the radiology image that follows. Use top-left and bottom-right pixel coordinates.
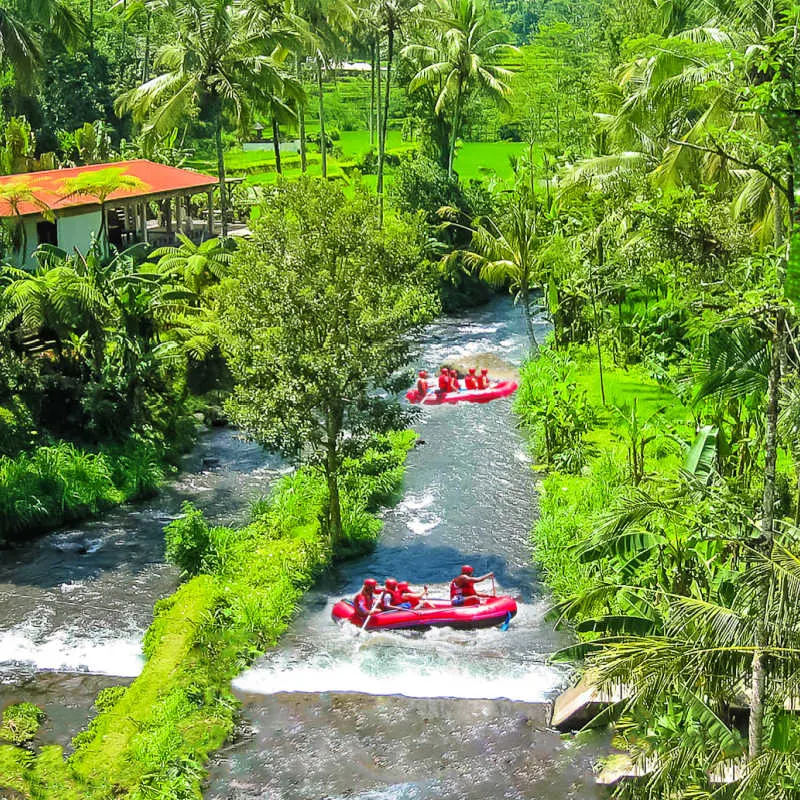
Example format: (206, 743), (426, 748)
(444, 352), (520, 381)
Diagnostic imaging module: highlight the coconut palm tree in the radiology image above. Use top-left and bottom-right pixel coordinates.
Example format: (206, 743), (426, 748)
(375, 0), (422, 224)
(440, 185), (549, 353)
(294, 0), (356, 179)
(116, 0), (295, 234)
(403, 0), (515, 177)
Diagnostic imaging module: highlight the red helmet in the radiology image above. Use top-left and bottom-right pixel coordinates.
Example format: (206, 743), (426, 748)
(364, 578), (378, 590)
(461, 565), (474, 575)
(469, 367), (476, 374)
(385, 577), (398, 589)
(440, 366), (448, 373)
(419, 370), (428, 378)
(398, 581), (410, 591)
(480, 368), (488, 374)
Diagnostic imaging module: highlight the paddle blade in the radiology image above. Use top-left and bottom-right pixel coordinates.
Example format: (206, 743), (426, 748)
(500, 611), (512, 631)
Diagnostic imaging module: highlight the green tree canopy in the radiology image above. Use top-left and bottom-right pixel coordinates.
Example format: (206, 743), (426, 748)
(221, 177), (438, 546)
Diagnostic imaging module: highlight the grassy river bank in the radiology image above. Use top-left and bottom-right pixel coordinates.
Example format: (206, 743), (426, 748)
(0, 431), (416, 799)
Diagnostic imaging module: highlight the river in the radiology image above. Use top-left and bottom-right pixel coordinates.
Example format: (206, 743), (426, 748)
(206, 297), (604, 799)
(0, 296), (603, 797)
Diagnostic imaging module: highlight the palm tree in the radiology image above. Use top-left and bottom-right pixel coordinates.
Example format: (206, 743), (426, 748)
(0, 179), (53, 265)
(375, 0), (421, 224)
(403, 0), (515, 177)
(294, 0), (356, 179)
(441, 185), (547, 352)
(60, 167), (145, 255)
(263, 53), (304, 176)
(149, 233), (233, 296)
(116, 0), (294, 234)
(111, 0), (169, 83)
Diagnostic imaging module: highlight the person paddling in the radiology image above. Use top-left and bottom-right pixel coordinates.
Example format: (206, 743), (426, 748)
(379, 577), (405, 610)
(397, 580), (431, 609)
(449, 368), (461, 392)
(354, 578), (381, 619)
(450, 565), (494, 606)
(465, 367), (478, 390)
(437, 366), (451, 395)
(477, 368), (490, 390)
(416, 370), (429, 397)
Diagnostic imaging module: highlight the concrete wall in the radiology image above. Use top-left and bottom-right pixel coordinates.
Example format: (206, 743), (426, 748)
(19, 217), (39, 266)
(57, 210), (101, 255)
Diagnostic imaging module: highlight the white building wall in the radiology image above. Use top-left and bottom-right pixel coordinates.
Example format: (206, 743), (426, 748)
(57, 211), (102, 256)
(20, 218), (39, 266)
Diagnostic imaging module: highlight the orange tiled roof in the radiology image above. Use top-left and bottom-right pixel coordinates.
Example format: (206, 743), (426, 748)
(0, 159), (216, 217)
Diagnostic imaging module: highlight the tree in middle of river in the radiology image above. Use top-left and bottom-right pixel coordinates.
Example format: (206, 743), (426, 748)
(220, 177), (439, 547)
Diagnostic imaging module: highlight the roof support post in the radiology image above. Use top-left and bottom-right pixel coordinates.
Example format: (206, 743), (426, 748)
(207, 189), (214, 238)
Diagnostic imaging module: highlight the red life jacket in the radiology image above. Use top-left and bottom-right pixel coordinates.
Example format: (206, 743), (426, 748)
(450, 377), (460, 391)
(355, 592), (374, 617)
(465, 375), (477, 390)
(450, 577), (476, 601)
(478, 375), (489, 389)
(438, 374), (450, 391)
(416, 378), (428, 395)
(380, 588), (405, 609)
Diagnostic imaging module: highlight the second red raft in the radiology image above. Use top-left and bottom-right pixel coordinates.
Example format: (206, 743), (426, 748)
(406, 380), (518, 406)
(331, 595), (518, 631)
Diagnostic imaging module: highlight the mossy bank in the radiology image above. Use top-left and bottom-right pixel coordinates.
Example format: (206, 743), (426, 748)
(0, 430), (416, 799)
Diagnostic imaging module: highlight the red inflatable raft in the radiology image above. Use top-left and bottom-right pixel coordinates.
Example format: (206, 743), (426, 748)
(331, 595), (518, 631)
(406, 380), (518, 406)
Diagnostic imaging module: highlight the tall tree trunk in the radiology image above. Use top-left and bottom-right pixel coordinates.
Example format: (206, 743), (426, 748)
(316, 56), (327, 179)
(369, 39), (376, 146)
(749, 311), (784, 760)
(593, 238), (606, 405)
(89, 0), (94, 51)
(143, 10), (151, 83)
(325, 411), (343, 546)
(376, 38), (382, 166)
(214, 106), (228, 236)
(447, 82), (463, 178)
(272, 116), (282, 175)
(520, 284), (538, 355)
(296, 57), (307, 173)
(377, 26), (394, 228)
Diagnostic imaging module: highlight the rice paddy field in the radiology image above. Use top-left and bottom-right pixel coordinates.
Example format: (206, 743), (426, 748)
(186, 72), (530, 190)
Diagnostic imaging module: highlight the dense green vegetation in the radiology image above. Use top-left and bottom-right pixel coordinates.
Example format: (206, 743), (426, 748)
(0, 430), (415, 797)
(1, 0), (800, 795)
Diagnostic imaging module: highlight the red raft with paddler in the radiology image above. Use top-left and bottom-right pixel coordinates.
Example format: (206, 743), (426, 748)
(331, 567), (518, 632)
(406, 367), (518, 406)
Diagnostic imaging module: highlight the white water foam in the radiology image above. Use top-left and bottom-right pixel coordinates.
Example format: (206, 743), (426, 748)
(456, 324), (501, 335)
(395, 491), (441, 536)
(406, 516), (441, 536)
(0, 626), (144, 677)
(234, 656), (563, 703)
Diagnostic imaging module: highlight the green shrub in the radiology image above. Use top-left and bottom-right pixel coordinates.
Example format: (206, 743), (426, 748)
(0, 443), (122, 539)
(0, 398), (36, 457)
(0, 703), (45, 745)
(515, 350), (594, 470)
(94, 686), (127, 713)
(164, 502), (212, 576)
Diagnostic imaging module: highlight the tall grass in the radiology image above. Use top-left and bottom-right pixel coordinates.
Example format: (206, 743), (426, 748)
(0, 444), (122, 540)
(0, 436), (175, 542)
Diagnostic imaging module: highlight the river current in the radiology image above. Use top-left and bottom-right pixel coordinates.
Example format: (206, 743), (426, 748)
(0, 296), (603, 798)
